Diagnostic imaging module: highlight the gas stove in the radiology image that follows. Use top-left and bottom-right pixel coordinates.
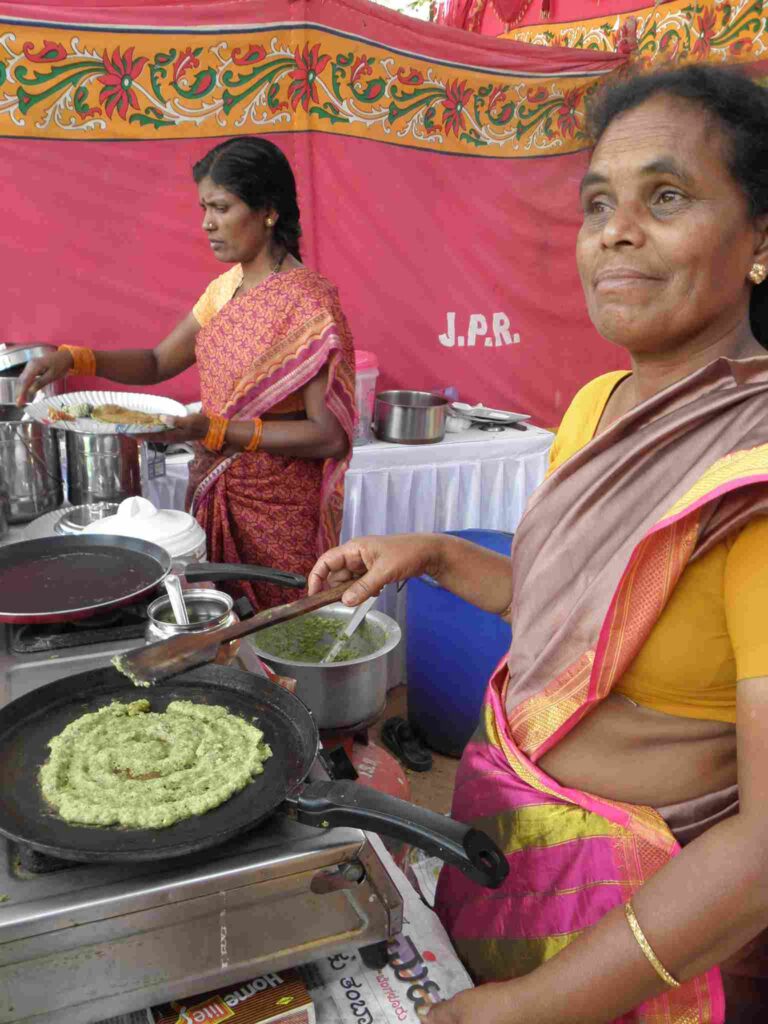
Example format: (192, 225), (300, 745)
(0, 616), (403, 1024)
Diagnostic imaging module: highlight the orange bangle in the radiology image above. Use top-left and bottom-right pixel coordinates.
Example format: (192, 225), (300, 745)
(202, 414), (229, 452)
(59, 345), (96, 377)
(244, 418), (263, 452)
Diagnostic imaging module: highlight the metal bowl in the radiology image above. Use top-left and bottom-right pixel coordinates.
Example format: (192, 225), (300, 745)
(249, 603), (401, 730)
(373, 389), (448, 445)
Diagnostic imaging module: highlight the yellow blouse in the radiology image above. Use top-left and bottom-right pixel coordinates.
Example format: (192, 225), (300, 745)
(548, 372), (768, 723)
(192, 266), (305, 415)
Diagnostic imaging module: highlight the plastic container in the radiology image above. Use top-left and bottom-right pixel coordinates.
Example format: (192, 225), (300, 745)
(406, 529), (513, 757)
(81, 495), (207, 573)
(353, 350), (379, 447)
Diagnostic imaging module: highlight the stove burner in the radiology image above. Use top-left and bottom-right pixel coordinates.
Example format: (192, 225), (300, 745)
(10, 842), (78, 877)
(11, 603), (149, 654)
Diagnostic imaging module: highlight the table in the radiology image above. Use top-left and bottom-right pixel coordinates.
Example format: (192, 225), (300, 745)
(146, 426), (553, 686)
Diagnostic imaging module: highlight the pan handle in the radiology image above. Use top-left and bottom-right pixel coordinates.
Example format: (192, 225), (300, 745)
(184, 563), (306, 589)
(290, 780), (509, 890)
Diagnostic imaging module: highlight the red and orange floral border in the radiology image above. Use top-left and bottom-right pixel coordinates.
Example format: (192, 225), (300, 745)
(0, 17), (615, 154)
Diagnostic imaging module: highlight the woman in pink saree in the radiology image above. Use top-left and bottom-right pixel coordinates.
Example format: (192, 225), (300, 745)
(309, 66), (768, 1023)
(20, 138), (356, 610)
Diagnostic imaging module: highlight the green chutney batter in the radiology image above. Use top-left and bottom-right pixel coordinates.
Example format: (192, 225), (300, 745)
(39, 699), (272, 828)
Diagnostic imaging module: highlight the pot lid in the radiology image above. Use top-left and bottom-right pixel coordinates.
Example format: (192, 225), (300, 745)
(81, 496), (206, 558)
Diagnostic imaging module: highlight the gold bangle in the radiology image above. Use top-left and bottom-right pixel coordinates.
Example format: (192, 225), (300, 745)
(202, 414), (229, 452)
(58, 345), (96, 377)
(624, 901), (680, 989)
(244, 417), (263, 452)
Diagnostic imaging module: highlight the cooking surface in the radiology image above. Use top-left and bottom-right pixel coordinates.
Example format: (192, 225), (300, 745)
(0, 665), (316, 861)
(0, 547), (161, 614)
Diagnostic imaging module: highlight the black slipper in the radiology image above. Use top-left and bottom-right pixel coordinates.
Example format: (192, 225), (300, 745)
(381, 716), (433, 772)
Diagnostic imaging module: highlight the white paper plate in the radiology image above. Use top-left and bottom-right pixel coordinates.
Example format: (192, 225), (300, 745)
(451, 402), (531, 425)
(25, 391), (187, 434)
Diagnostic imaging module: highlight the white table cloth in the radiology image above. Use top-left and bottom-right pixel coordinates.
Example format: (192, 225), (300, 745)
(145, 426), (553, 687)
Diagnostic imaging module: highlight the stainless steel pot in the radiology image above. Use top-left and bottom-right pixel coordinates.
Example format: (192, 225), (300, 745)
(0, 412), (63, 523)
(373, 390), (448, 445)
(0, 345), (58, 375)
(65, 432), (141, 505)
(146, 588), (240, 665)
(248, 604), (401, 730)
(0, 376), (63, 406)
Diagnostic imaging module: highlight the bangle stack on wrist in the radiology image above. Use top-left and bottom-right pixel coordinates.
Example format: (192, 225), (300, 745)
(58, 345), (96, 376)
(202, 414), (229, 452)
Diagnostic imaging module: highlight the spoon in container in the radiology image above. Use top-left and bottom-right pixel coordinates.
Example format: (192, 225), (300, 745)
(320, 595), (377, 664)
(164, 573), (189, 625)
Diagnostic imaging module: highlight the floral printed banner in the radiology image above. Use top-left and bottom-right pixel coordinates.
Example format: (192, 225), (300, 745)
(504, 0), (767, 68)
(0, 17), (619, 154)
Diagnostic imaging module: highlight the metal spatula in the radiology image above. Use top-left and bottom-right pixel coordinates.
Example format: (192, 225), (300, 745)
(320, 595), (377, 664)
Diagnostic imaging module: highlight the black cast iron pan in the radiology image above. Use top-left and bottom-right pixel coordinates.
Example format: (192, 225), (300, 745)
(0, 535), (306, 623)
(0, 665), (508, 889)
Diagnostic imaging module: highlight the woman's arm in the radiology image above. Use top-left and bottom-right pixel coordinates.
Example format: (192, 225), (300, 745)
(428, 676), (768, 1024)
(308, 533), (514, 614)
(157, 366), (349, 460)
(224, 366), (347, 459)
(16, 313), (200, 402)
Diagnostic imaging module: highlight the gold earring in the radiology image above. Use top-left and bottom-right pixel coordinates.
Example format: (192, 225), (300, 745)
(749, 263), (767, 285)
(266, 218), (274, 228)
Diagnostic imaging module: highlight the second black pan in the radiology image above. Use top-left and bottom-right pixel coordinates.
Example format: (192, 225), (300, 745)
(0, 665), (509, 889)
(0, 535), (307, 624)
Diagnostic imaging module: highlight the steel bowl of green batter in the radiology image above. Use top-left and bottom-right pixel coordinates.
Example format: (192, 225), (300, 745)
(247, 603), (401, 730)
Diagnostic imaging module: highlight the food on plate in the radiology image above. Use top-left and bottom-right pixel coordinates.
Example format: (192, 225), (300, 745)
(254, 611), (386, 664)
(92, 404), (164, 427)
(48, 403), (90, 422)
(39, 698), (272, 828)
(46, 402), (165, 427)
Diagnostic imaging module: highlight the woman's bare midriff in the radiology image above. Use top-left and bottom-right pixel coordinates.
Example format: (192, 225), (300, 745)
(537, 693), (737, 806)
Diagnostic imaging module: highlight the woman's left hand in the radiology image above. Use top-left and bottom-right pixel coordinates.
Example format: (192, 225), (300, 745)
(422, 983), (517, 1024)
(134, 413), (210, 445)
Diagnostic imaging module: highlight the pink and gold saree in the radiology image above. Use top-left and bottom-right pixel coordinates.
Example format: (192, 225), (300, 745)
(434, 356), (768, 1023)
(188, 268), (356, 611)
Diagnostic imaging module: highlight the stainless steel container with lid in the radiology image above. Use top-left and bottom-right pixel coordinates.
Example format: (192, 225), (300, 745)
(146, 589), (240, 664)
(373, 389), (448, 445)
(0, 407), (63, 523)
(65, 432), (141, 506)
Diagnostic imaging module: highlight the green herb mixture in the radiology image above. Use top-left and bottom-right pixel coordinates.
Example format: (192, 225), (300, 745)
(252, 612), (386, 664)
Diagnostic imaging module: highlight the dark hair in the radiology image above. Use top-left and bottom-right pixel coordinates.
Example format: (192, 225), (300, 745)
(587, 65), (768, 347)
(193, 137), (302, 260)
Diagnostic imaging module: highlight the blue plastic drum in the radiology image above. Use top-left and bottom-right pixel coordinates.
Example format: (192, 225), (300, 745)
(406, 529), (513, 757)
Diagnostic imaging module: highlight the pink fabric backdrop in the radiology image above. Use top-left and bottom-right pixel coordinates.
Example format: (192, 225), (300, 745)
(2, 0), (628, 424)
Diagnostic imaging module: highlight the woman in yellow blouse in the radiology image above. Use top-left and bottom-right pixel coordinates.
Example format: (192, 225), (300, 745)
(309, 65), (768, 1023)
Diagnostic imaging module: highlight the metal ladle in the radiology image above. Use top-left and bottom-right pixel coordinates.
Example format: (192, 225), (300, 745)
(320, 595), (377, 664)
(164, 572), (189, 625)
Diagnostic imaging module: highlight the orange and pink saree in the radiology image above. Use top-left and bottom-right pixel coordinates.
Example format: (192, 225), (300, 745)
(434, 356), (768, 1023)
(188, 268), (356, 611)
